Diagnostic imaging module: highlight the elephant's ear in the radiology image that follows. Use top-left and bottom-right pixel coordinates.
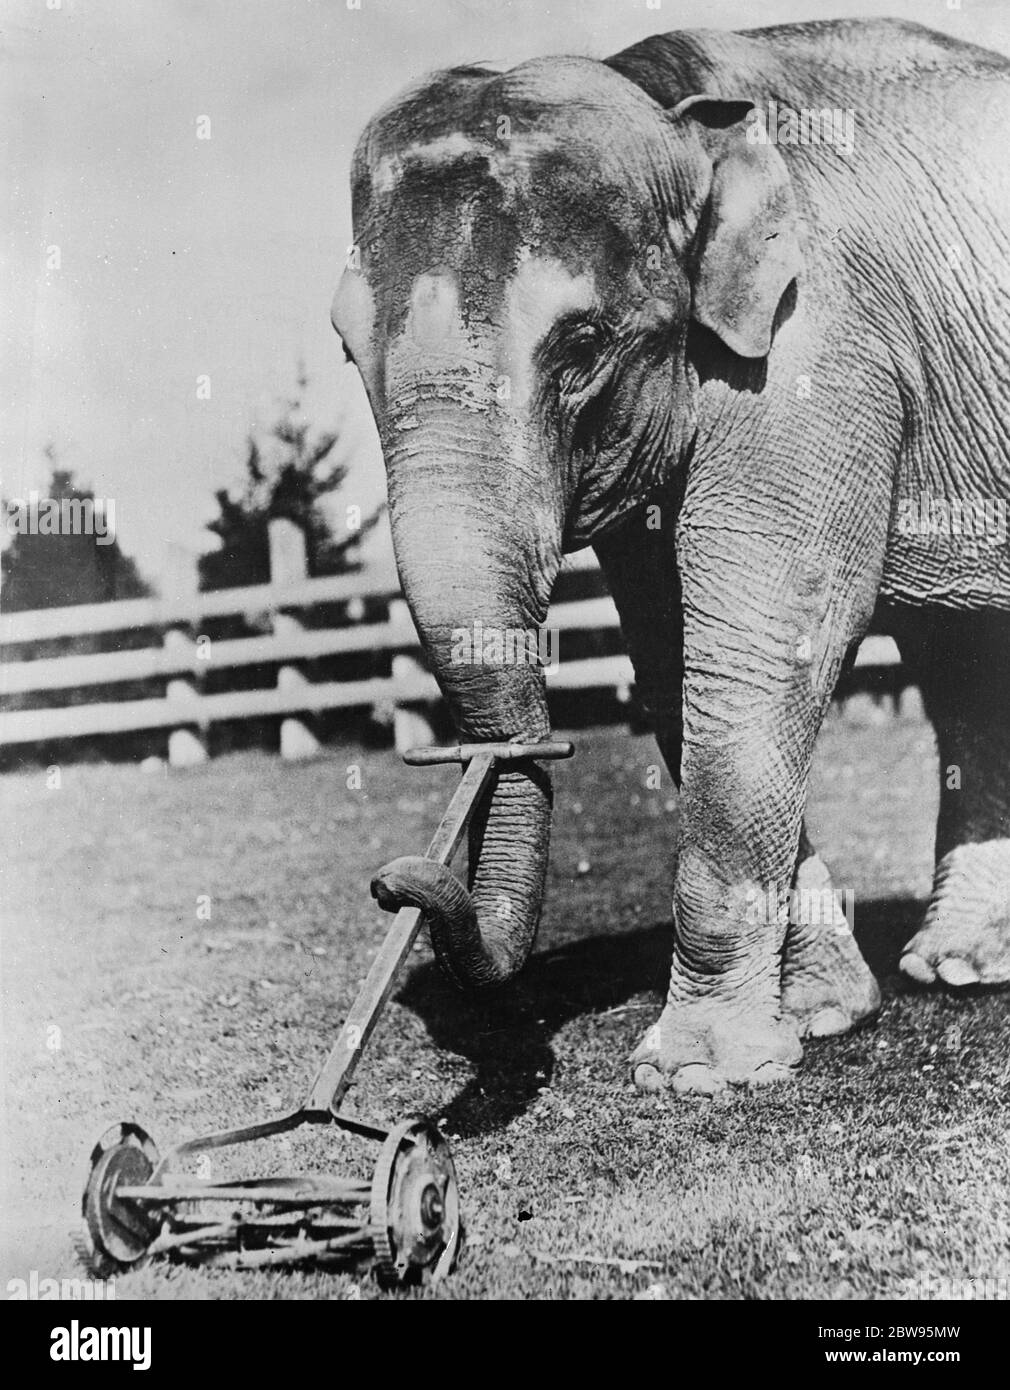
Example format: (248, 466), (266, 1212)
(669, 95), (803, 359)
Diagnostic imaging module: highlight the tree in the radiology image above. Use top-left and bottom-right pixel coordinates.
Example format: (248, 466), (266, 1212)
(1, 456), (151, 612)
(199, 368), (380, 590)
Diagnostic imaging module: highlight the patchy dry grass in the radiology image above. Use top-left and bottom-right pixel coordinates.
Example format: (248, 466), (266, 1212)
(1, 720), (1008, 1299)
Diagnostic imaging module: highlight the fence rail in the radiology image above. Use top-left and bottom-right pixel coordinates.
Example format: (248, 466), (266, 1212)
(0, 520), (903, 764)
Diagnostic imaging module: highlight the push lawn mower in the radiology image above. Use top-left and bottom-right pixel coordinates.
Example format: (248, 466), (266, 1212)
(80, 739), (573, 1286)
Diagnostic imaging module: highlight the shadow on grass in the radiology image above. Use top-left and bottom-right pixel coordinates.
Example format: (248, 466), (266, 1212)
(396, 895), (927, 1139)
(853, 896), (924, 982)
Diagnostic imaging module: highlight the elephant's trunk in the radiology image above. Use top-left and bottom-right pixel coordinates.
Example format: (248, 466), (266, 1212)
(373, 441), (559, 990)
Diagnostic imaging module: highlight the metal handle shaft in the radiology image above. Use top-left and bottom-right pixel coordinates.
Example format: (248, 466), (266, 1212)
(305, 752), (498, 1114)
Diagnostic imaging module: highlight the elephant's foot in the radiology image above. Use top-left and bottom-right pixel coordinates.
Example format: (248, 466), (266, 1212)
(631, 996), (802, 1096)
(901, 840), (1010, 987)
(782, 851), (881, 1036)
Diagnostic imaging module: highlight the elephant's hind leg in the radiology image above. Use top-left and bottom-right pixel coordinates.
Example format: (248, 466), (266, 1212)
(897, 613), (1010, 988)
(902, 841), (1010, 986)
(781, 828), (882, 1036)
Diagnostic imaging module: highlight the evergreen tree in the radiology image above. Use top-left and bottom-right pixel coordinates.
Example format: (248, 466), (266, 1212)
(200, 368), (379, 590)
(1, 457), (151, 612)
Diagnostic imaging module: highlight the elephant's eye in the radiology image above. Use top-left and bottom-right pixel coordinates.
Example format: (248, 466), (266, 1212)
(533, 314), (618, 455)
(539, 312), (613, 399)
(563, 317), (607, 364)
(557, 312), (611, 364)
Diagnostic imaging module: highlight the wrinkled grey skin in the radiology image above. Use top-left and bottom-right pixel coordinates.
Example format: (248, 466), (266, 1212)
(333, 19), (1010, 1093)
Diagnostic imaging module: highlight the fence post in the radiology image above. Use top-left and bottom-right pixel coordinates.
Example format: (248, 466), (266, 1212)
(898, 684), (924, 720)
(269, 518), (321, 760)
(162, 544), (208, 767)
(388, 598), (438, 753)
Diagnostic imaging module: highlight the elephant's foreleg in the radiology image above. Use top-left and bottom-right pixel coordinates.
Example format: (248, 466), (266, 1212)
(631, 723), (807, 1095)
(782, 826), (881, 1036)
(598, 504), (880, 1057)
(631, 547), (828, 1093)
(630, 480), (889, 1094)
(896, 613), (1010, 987)
(599, 515), (801, 1092)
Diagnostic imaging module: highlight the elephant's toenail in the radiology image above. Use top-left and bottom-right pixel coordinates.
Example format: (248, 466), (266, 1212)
(809, 1007), (848, 1037)
(936, 957), (979, 987)
(671, 1065), (722, 1096)
(900, 952), (936, 985)
(634, 1064), (664, 1092)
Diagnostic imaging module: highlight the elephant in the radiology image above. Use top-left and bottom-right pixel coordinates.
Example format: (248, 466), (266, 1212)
(332, 18), (1010, 1094)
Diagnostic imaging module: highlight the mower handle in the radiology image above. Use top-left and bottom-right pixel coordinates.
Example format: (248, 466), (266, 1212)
(403, 740), (574, 766)
(304, 739), (573, 1116)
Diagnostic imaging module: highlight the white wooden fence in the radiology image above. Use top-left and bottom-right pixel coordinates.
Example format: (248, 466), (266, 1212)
(0, 518), (904, 764)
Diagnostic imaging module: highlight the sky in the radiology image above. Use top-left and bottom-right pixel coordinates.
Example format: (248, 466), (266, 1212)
(5, 0), (1009, 584)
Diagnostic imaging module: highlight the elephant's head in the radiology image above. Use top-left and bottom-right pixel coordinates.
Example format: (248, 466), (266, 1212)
(333, 57), (802, 988)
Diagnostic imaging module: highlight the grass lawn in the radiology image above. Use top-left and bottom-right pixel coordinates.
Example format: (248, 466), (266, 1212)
(1, 718), (1008, 1299)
